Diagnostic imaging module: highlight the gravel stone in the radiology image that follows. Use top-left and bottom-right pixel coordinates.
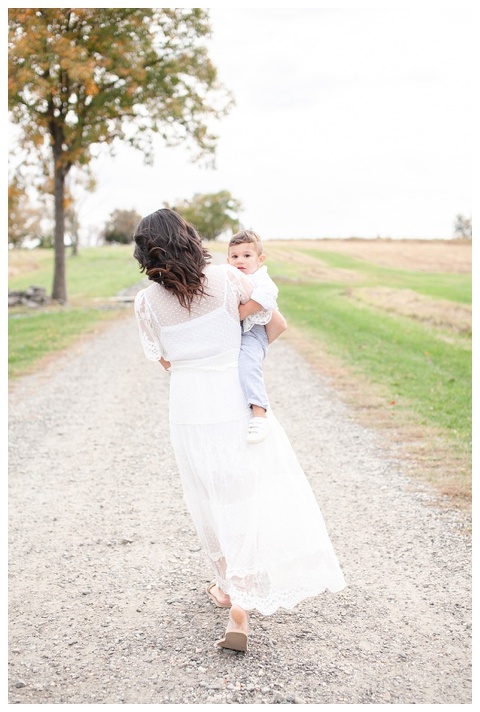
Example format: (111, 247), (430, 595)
(8, 307), (471, 704)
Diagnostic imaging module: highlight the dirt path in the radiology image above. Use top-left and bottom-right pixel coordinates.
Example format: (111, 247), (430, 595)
(8, 310), (471, 704)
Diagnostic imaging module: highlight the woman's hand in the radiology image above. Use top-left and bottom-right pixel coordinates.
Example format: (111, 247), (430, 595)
(159, 357), (171, 371)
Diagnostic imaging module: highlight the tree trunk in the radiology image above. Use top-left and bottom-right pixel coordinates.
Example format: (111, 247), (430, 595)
(51, 150), (67, 303)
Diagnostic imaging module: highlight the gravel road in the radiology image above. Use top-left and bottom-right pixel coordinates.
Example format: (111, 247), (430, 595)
(8, 302), (472, 705)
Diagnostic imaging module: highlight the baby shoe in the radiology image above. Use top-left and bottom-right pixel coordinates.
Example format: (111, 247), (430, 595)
(247, 416), (269, 444)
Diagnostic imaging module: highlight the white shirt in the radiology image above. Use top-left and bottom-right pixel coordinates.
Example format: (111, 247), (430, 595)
(243, 265), (279, 333)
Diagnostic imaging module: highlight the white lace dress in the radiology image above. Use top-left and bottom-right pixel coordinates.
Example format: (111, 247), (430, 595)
(134, 263), (346, 615)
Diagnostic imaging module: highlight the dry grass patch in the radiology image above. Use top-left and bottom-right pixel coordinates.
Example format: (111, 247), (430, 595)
(8, 252), (45, 278)
(270, 238), (472, 273)
(266, 246), (360, 284)
(348, 287), (472, 335)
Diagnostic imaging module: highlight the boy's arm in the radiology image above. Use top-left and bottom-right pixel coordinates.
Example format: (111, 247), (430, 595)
(238, 299), (263, 321)
(239, 295), (287, 342)
(265, 310), (287, 343)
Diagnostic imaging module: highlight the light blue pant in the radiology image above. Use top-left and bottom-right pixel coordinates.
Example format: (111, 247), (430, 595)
(239, 323), (269, 411)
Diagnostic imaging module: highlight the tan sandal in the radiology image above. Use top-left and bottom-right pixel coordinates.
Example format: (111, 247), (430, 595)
(215, 605), (249, 652)
(206, 582), (231, 608)
(216, 630), (248, 652)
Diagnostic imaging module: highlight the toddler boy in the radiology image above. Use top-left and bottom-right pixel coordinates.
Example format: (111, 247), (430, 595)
(227, 230), (280, 444)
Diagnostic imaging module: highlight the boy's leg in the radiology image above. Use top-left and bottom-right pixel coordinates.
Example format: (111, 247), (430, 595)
(238, 325), (269, 413)
(238, 326), (270, 443)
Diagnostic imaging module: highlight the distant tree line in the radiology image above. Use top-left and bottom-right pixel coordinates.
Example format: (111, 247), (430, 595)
(103, 209), (143, 245)
(101, 189), (243, 244)
(453, 214), (472, 239)
(9, 183), (470, 248)
(166, 190), (243, 241)
(8, 188), (244, 248)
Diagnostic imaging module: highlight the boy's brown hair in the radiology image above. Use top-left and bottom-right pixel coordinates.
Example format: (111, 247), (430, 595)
(228, 229), (263, 256)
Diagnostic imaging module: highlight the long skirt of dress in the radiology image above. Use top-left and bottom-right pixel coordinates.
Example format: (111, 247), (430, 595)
(168, 353), (346, 616)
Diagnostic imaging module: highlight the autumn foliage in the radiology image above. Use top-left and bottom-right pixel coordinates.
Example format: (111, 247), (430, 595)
(9, 8), (232, 301)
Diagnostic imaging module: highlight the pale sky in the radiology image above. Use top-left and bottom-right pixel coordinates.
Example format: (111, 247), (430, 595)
(38, 5), (476, 241)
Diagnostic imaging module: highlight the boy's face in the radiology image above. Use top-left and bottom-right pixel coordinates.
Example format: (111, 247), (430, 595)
(227, 242), (266, 275)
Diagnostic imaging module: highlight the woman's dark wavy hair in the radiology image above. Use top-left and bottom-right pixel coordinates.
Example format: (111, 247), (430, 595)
(133, 208), (211, 310)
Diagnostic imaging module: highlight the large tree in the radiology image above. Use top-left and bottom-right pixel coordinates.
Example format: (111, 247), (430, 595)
(8, 8), (232, 302)
(168, 190), (243, 241)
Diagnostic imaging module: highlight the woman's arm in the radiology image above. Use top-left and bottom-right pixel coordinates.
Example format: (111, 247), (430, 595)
(265, 310), (287, 343)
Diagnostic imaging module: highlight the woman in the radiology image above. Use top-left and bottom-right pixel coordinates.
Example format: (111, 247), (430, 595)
(133, 209), (346, 652)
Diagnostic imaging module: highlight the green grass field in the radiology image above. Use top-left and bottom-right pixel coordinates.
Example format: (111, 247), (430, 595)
(9, 244), (141, 298)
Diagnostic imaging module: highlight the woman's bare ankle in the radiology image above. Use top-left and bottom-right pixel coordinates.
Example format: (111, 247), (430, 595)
(229, 605), (249, 630)
(214, 585), (231, 605)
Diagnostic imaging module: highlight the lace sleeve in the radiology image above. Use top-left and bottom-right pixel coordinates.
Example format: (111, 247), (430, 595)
(225, 265), (253, 304)
(134, 290), (163, 361)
